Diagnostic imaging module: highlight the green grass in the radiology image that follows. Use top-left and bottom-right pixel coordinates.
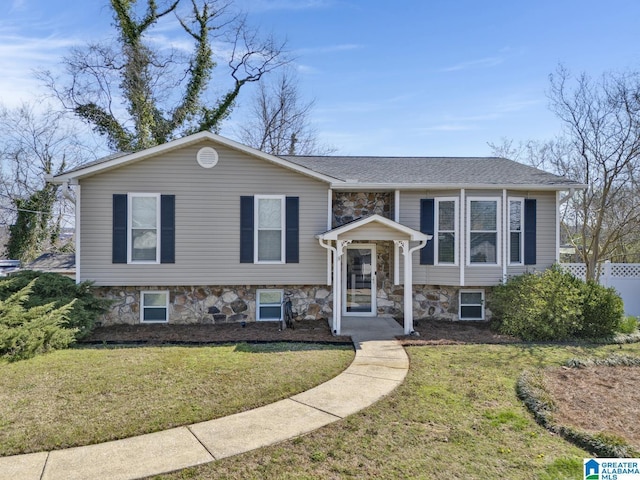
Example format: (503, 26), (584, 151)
(155, 342), (640, 480)
(0, 343), (354, 456)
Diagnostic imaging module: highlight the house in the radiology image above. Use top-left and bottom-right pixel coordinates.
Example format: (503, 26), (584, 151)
(27, 253), (76, 279)
(49, 131), (583, 335)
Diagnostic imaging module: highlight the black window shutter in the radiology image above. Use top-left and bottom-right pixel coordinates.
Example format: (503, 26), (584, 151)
(524, 199), (537, 265)
(112, 194), (128, 263)
(160, 195), (175, 264)
(420, 199), (435, 265)
(240, 196), (254, 263)
(285, 196), (299, 263)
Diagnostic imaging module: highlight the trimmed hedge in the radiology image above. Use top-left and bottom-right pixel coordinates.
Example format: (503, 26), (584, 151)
(489, 265), (625, 341)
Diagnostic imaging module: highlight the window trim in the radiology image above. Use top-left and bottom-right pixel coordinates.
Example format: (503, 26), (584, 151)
(508, 197), (524, 265)
(466, 197), (501, 266)
(128, 193), (161, 264)
(459, 289), (485, 320)
(256, 289), (283, 321)
(435, 197), (458, 265)
(140, 290), (169, 323)
(254, 195), (286, 264)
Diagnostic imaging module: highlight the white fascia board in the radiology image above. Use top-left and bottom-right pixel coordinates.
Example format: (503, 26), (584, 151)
(316, 214), (431, 242)
(50, 131), (339, 185)
(329, 182), (588, 191)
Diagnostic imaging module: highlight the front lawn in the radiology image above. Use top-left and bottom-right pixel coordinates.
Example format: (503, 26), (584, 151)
(156, 342), (640, 480)
(0, 343), (354, 456)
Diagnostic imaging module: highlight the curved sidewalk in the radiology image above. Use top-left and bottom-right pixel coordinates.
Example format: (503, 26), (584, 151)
(0, 317), (408, 480)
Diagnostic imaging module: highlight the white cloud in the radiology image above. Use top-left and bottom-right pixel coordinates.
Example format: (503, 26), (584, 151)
(0, 31), (80, 106)
(295, 43), (362, 56)
(440, 56), (505, 72)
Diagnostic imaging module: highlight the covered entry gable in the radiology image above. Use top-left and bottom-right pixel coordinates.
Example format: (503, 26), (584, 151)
(317, 214), (429, 242)
(316, 214), (431, 335)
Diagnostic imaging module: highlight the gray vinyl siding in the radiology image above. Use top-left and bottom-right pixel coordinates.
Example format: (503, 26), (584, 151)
(399, 189), (558, 287)
(506, 191), (557, 276)
(338, 222), (411, 241)
(79, 140), (329, 286)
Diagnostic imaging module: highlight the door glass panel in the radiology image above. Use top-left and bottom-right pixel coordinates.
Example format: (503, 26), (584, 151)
(345, 248), (373, 313)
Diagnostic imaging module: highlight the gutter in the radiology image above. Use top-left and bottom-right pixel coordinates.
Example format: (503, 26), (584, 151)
(329, 182), (589, 192)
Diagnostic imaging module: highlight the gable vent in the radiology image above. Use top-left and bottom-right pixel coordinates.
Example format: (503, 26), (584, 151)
(197, 147), (219, 168)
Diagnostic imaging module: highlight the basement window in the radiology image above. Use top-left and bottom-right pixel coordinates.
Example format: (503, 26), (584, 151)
(141, 291), (169, 323)
(459, 290), (484, 320)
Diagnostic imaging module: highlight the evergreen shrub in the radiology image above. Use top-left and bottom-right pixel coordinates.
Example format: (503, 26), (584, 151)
(0, 280), (77, 361)
(0, 271), (110, 339)
(489, 265), (625, 341)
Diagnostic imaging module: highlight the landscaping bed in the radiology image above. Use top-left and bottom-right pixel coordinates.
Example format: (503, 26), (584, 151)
(82, 320), (352, 344)
(82, 318), (516, 345)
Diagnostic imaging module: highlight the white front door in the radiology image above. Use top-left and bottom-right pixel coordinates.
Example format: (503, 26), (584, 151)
(342, 244), (376, 316)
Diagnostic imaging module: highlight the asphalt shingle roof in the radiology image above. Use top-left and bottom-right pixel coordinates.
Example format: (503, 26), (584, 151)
(281, 155), (581, 187)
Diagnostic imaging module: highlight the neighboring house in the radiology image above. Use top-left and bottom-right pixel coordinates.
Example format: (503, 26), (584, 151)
(49, 131), (583, 334)
(27, 253), (76, 279)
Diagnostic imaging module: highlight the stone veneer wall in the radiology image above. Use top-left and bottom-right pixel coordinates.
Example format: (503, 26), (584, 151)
(371, 239), (463, 320)
(95, 282), (487, 325)
(95, 285), (333, 326)
(332, 191), (393, 227)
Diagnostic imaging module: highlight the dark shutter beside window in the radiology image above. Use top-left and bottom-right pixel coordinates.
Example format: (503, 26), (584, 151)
(524, 199), (537, 265)
(285, 196), (299, 263)
(160, 195), (175, 264)
(112, 194), (128, 263)
(420, 199), (435, 265)
(240, 196), (254, 263)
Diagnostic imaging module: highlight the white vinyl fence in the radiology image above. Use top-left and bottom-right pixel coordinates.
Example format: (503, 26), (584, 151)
(561, 262), (640, 317)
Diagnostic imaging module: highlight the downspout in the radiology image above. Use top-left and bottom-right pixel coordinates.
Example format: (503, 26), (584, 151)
(502, 189), (507, 282)
(405, 239), (428, 335)
(394, 190), (400, 285)
(317, 238), (339, 334)
(61, 180), (81, 284)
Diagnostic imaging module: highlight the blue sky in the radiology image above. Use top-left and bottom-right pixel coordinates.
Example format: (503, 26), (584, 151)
(2, 0), (640, 156)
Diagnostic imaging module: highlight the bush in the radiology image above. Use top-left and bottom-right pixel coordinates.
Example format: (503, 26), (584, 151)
(0, 280), (77, 361)
(0, 271), (110, 339)
(580, 281), (624, 338)
(617, 316), (639, 334)
(489, 265), (625, 341)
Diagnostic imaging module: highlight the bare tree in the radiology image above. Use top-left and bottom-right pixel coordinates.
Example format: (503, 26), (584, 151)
(490, 67), (640, 279)
(236, 69), (335, 155)
(40, 0), (288, 152)
(0, 103), (93, 261)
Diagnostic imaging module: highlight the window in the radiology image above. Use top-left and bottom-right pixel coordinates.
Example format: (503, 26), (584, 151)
(129, 193), (160, 263)
(255, 195), (285, 263)
(436, 198), (457, 264)
(141, 291), (169, 323)
(468, 198), (499, 265)
(459, 290), (484, 320)
(256, 289), (283, 321)
(509, 198), (524, 264)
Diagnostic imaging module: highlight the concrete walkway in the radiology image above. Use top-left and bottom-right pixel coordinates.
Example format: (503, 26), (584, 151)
(0, 317), (408, 480)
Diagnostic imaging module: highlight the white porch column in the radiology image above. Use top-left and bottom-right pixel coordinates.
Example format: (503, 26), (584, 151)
(395, 239), (428, 335)
(334, 239), (352, 335)
(394, 240), (413, 335)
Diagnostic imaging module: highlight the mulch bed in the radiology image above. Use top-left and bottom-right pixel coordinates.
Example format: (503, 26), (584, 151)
(81, 318), (517, 346)
(543, 366), (640, 451)
(398, 318), (519, 346)
(81, 320), (352, 345)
